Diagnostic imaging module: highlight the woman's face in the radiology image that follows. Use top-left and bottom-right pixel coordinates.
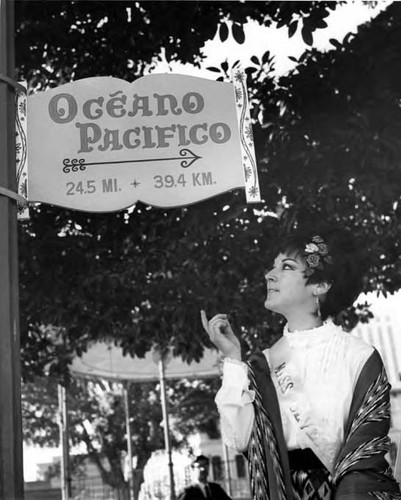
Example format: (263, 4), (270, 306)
(264, 251), (316, 317)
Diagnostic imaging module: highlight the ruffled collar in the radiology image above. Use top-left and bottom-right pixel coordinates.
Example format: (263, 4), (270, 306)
(283, 318), (338, 341)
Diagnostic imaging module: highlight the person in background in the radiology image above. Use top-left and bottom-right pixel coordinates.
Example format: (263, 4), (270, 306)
(201, 226), (401, 499)
(177, 455), (232, 500)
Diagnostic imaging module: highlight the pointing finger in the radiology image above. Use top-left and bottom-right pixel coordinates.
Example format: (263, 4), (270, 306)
(200, 310), (209, 332)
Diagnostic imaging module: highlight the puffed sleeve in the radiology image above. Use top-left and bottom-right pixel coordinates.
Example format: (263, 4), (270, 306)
(214, 358), (255, 451)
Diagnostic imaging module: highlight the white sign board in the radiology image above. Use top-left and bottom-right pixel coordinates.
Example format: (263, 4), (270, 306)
(27, 73), (260, 212)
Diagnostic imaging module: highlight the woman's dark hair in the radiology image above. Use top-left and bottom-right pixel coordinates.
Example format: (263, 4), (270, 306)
(274, 225), (369, 320)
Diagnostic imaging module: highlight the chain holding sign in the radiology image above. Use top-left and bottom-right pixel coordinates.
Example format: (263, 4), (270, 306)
(27, 73), (260, 213)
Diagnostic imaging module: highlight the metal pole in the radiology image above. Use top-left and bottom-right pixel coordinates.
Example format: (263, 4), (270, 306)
(0, 0), (24, 498)
(58, 384), (71, 500)
(222, 444), (232, 496)
(123, 382), (134, 500)
(159, 358), (176, 500)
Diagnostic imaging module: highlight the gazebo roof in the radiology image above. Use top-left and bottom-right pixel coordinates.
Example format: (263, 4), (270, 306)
(70, 342), (222, 382)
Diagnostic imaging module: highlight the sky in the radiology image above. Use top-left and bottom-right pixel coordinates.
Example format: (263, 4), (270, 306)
(23, 0), (395, 483)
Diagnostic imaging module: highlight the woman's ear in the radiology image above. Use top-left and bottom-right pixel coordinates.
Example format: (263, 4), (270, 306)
(314, 281), (332, 297)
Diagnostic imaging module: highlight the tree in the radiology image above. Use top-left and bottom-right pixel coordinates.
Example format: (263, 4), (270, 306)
(16, 0), (344, 377)
(15, 0), (401, 495)
(204, 2), (401, 309)
(15, 1), (339, 90)
(252, 2), (401, 296)
(22, 374), (220, 499)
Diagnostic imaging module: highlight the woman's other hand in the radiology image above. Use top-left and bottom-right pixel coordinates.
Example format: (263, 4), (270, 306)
(200, 310), (241, 361)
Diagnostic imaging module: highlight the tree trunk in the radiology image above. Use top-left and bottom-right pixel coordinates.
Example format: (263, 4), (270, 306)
(133, 468), (144, 500)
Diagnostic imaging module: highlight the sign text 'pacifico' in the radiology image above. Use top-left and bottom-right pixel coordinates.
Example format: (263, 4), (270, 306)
(27, 73), (260, 212)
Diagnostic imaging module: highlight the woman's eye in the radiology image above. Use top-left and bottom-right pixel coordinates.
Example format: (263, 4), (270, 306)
(283, 263), (293, 270)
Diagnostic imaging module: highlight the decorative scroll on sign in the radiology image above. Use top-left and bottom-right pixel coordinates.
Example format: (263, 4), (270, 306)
(15, 82), (29, 219)
(27, 71), (260, 213)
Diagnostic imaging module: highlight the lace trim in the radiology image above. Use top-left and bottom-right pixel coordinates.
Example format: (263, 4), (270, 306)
(283, 318), (341, 341)
(223, 357), (246, 368)
(219, 411), (241, 450)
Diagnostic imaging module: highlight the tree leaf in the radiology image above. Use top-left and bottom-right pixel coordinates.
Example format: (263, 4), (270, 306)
(261, 50), (271, 64)
(276, 18), (286, 29)
(301, 26), (313, 46)
(288, 20), (298, 38)
(344, 33), (354, 45)
(329, 38), (342, 49)
(232, 23), (245, 44)
(219, 22), (229, 42)
(314, 19), (328, 29)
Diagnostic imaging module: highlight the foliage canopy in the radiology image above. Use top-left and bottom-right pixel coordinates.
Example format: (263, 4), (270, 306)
(17, 2), (401, 379)
(17, 0), (351, 378)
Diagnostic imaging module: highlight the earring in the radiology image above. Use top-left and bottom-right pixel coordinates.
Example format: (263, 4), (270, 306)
(315, 295), (321, 318)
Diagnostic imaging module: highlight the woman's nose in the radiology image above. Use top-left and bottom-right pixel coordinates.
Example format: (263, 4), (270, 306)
(265, 269), (277, 282)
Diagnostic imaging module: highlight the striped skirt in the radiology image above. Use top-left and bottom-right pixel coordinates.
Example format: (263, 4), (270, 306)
(289, 449), (333, 500)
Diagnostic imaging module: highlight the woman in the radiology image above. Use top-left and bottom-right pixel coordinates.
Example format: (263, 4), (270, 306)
(201, 227), (401, 500)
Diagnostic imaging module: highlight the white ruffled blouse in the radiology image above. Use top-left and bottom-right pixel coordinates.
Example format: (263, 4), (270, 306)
(214, 319), (374, 473)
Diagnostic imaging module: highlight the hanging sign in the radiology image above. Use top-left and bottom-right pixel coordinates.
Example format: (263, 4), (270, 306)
(27, 72), (260, 212)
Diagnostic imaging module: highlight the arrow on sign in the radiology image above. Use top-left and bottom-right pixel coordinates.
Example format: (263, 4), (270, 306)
(62, 148), (202, 174)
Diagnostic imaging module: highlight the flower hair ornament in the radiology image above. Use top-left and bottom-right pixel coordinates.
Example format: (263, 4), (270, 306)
(303, 235), (333, 276)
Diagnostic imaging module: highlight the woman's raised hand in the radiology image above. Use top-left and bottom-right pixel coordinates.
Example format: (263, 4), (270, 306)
(200, 310), (241, 361)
